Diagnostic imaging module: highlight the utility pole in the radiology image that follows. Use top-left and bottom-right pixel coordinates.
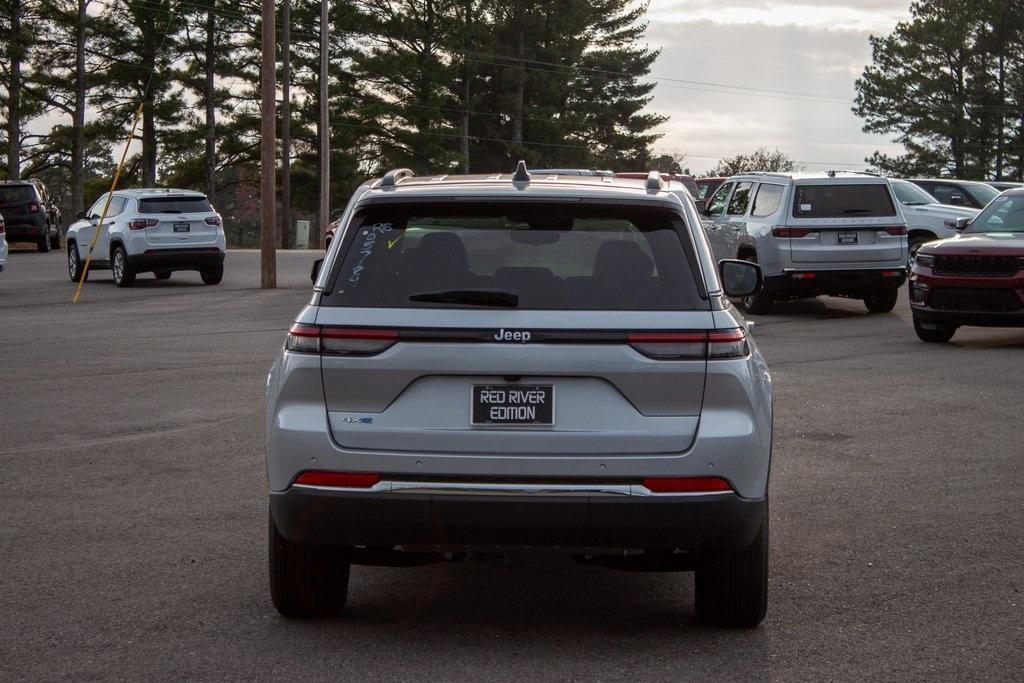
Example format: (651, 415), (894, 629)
(281, 0), (291, 249)
(260, 0), (276, 287)
(318, 0), (330, 248)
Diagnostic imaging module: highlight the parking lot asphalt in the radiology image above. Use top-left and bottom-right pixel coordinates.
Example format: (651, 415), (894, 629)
(2, 247), (1023, 680)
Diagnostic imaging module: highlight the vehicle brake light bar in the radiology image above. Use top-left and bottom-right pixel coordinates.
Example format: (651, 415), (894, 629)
(771, 227), (812, 238)
(627, 329), (749, 360)
(643, 477), (733, 493)
(293, 471), (380, 488)
(286, 324), (399, 356)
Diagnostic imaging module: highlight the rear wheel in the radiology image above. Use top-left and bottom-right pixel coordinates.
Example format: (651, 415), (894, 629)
(37, 229), (50, 253)
(200, 263), (223, 285)
(67, 244), (87, 282)
(154, 270), (172, 280)
(49, 227), (61, 250)
(913, 316), (957, 343)
(695, 517), (768, 628)
(864, 288), (898, 313)
(111, 245), (136, 287)
(739, 254), (773, 315)
(269, 510), (350, 618)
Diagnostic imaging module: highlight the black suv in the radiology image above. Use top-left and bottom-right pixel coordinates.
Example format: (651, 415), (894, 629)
(0, 180), (61, 252)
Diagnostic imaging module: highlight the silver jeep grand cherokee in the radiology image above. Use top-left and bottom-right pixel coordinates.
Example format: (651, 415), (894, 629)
(266, 165), (774, 627)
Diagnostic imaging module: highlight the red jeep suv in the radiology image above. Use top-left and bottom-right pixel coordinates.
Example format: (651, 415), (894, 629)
(909, 188), (1024, 342)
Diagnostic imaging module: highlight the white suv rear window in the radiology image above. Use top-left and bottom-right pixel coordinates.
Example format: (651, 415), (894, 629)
(322, 202), (706, 311)
(793, 184), (895, 218)
(138, 196), (213, 213)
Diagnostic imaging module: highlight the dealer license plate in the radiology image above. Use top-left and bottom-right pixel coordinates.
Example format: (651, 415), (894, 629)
(837, 231), (858, 245)
(173, 222), (190, 233)
(472, 385), (554, 425)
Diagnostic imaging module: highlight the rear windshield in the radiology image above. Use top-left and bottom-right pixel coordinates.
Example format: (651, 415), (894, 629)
(0, 185), (37, 203)
(322, 202), (706, 310)
(138, 196), (213, 213)
(792, 184), (896, 218)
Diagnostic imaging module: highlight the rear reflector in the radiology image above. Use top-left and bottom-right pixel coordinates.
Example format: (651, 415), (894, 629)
(881, 271), (903, 277)
(643, 477), (732, 493)
(771, 227), (812, 238)
(293, 471), (380, 488)
(285, 324), (398, 356)
(628, 329), (748, 360)
(790, 272), (816, 280)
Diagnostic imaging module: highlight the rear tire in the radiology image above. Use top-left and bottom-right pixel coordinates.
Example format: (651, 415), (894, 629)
(200, 263), (223, 285)
(864, 288), (898, 313)
(695, 517), (768, 628)
(269, 510), (350, 618)
(37, 229), (50, 253)
(154, 270), (172, 280)
(49, 228), (61, 251)
(111, 245), (136, 287)
(908, 234), (932, 266)
(913, 316), (957, 343)
(67, 244), (87, 282)
(739, 254), (773, 315)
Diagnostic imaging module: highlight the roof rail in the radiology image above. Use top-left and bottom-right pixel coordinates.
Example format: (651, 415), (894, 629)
(645, 170), (664, 192)
(381, 168), (416, 188)
(826, 169), (880, 177)
(512, 160), (531, 183)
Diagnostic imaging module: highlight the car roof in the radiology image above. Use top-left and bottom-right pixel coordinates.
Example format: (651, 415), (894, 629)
(727, 171), (889, 185)
(908, 178), (995, 187)
(0, 180), (35, 187)
(355, 169), (690, 205)
(113, 188), (207, 198)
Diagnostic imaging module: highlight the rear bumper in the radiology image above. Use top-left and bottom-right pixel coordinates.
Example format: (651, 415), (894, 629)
(768, 268), (906, 298)
(270, 483), (767, 552)
(126, 248), (224, 271)
(2, 219), (46, 240)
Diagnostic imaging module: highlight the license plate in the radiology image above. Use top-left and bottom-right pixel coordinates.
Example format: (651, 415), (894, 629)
(837, 231), (858, 245)
(173, 222), (190, 233)
(472, 385), (554, 425)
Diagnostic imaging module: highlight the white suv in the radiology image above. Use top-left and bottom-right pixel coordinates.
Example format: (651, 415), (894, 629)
(66, 189), (227, 287)
(701, 171), (908, 314)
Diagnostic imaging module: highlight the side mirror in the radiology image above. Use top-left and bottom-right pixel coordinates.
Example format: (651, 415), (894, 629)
(310, 258), (323, 284)
(719, 259), (762, 298)
(944, 217), (970, 232)
(693, 198), (707, 214)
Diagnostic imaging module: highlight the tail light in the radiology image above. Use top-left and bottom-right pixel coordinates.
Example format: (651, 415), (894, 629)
(285, 324), (398, 356)
(771, 227), (812, 238)
(627, 329), (749, 360)
(205, 216), (222, 226)
(643, 477), (732, 493)
(128, 218), (159, 230)
(0, 220), (5, 234)
(883, 226), (907, 236)
(293, 471), (380, 488)
(27, 202), (40, 214)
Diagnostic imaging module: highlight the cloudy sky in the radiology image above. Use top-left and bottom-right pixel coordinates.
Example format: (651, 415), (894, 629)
(643, 0), (912, 173)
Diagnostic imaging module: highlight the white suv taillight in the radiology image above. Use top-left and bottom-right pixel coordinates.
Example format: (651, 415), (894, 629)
(0, 219), (5, 234)
(286, 324), (398, 356)
(205, 216), (223, 227)
(128, 218), (159, 230)
(627, 329), (749, 360)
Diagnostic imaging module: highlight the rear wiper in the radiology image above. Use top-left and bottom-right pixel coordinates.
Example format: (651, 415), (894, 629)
(158, 210), (183, 213)
(843, 208), (872, 214)
(409, 289), (519, 307)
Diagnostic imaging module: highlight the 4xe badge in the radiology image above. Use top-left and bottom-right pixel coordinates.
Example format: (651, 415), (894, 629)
(494, 328), (531, 343)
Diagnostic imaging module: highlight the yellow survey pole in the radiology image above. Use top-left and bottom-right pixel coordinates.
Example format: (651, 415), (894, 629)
(72, 102), (145, 304)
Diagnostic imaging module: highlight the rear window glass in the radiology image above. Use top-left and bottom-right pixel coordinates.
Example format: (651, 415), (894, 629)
(792, 184), (895, 218)
(322, 202), (706, 311)
(138, 196), (213, 213)
(0, 185), (37, 203)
